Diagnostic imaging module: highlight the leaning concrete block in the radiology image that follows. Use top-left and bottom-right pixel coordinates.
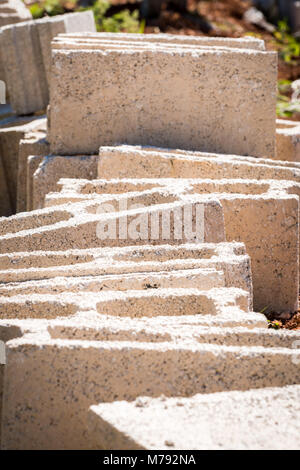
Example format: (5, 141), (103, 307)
(276, 120), (300, 162)
(2, 336), (300, 449)
(17, 130), (49, 213)
(0, 115), (46, 214)
(37, 11), (96, 89)
(26, 155), (44, 212)
(220, 194), (299, 314)
(98, 146), (300, 182)
(88, 385), (300, 450)
(56, 31), (266, 50)
(32, 154), (98, 210)
(0, 198), (225, 252)
(49, 42), (277, 157)
(0, 11), (96, 115)
(0, 21), (49, 115)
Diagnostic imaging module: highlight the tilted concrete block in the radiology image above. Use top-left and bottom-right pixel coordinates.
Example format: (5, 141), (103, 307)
(1, 333), (299, 449)
(0, 115), (46, 214)
(32, 154), (98, 210)
(0, 242), (253, 301)
(98, 146), (300, 181)
(0, 11), (96, 115)
(276, 119), (300, 162)
(56, 31), (266, 50)
(0, 197), (225, 252)
(17, 129), (49, 213)
(49, 38), (277, 157)
(88, 385), (300, 450)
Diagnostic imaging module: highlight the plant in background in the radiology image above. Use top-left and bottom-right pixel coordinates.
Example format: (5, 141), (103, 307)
(81, 0), (142, 33)
(277, 79), (300, 118)
(274, 19), (300, 64)
(30, 0), (76, 18)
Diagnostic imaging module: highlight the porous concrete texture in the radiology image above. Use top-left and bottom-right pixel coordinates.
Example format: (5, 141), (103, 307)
(276, 119), (300, 162)
(17, 128), (49, 212)
(89, 385), (300, 450)
(0, 31), (300, 450)
(49, 33), (277, 157)
(0, 115), (46, 215)
(96, 145), (300, 313)
(32, 154), (98, 210)
(0, 11), (96, 115)
(57, 31), (266, 50)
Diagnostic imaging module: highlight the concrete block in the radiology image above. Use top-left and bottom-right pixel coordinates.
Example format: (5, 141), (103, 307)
(49, 39), (277, 157)
(0, 197), (225, 252)
(26, 155), (45, 212)
(32, 154), (98, 210)
(0, 115), (46, 214)
(0, 11), (96, 115)
(56, 31), (266, 50)
(88, 385), (300, 450)
(276, 119), (300, 162)
(98, 146), (300, 181)
(17, 129), (49, 213)
(1, 335), (299, 449)
(0, 242), (253, 301)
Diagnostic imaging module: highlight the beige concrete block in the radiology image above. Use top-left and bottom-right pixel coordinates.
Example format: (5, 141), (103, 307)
(37, 11), (96, 89)
(2, 336), (300, 449)
(98, 146), (300, 181)
(26, 154), (45, 212)
(0, 116), (46, 213)
(49, 45), (277, 157)
(1, 21), (48, 115)
(0, 286), (249, 319)
(56, 32), (266, 50)
(0, 197), (225, 252)
(32, 154), (98, 210)
(0, 11), (96, 115)
(221, 195), (299, 313)
(0, 242), (252, 300)
(276, 124), (300, 162)
(88, 385), (300, 450)
(17, 130), (49, 213)
(0, 268), (225, 297)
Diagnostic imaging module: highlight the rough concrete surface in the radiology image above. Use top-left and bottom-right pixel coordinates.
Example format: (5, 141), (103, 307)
(49, 36), (277, 157)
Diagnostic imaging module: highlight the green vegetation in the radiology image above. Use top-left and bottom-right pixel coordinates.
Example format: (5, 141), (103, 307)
(274, 20), (300, 64)
(30, 0), (65, 18)
(268, 319), (282, 330)
(83, 0), (142, 33)
(30, 0), (143, 33)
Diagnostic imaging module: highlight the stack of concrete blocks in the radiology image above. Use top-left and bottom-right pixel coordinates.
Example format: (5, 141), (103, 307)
(0, 11), (96, 115)
(0, 0), (32, 89)
(0, 11), (96, 217)
(1, 165), (300, 448)
(0, 32), (300, 449)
